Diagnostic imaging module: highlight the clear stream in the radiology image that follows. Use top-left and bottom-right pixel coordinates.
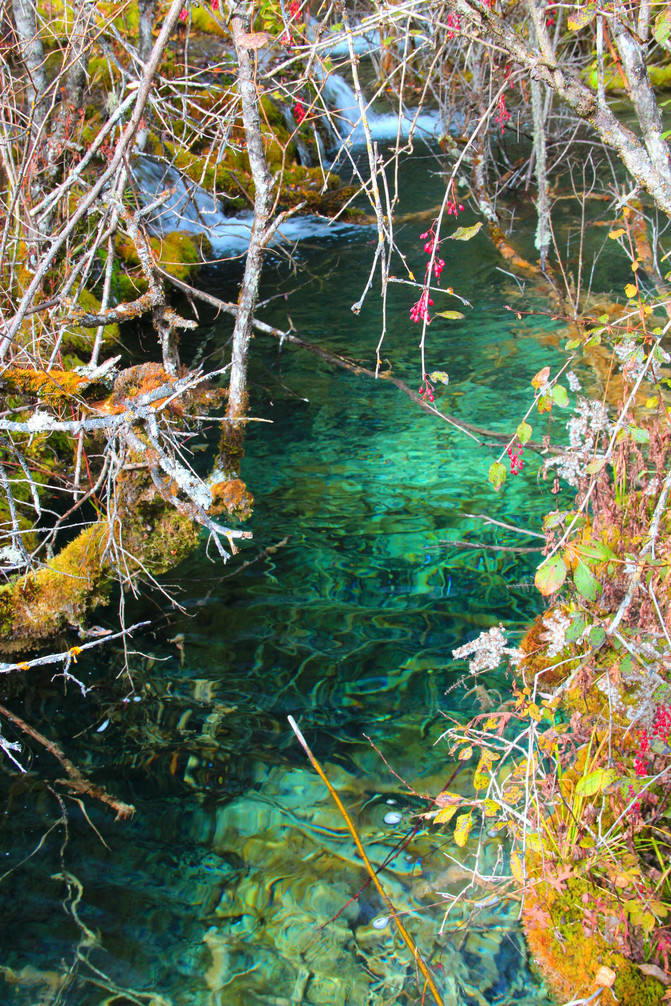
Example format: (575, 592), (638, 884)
(0, 141), (574, 1005)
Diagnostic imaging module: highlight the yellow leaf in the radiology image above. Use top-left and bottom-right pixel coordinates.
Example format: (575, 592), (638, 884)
(531, 365), (551, 389)
(482, 798), (500, 817)
(453, 811), (474, 847)
(16, 662), (31, 671)
(408, 270), (415, 281)
(646, 396), (659, 408)
(631, 260), (640, 272)
(624, 283), (637, 299)
(434, 804), (459, 825)
(510, 852), (525, 884)
(526, 702), (541, 721)
(503, 783), (524, 803)
(473, 771), (488, 791)
(458, 744), (474, 761)
(608, 229), (626, 239)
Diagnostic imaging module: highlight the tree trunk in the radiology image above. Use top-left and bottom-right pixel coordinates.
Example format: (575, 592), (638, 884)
(221, 8), (274, 472)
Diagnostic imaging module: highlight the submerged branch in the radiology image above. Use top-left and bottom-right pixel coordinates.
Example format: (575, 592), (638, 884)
(0, 702), (135, 819)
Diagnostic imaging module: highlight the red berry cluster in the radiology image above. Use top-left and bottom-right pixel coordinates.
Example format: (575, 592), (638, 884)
(633, 705), (671, 779)
(546, 3), (556, 26)
(281, 0), (302, 45)
(446, 11), (460, 38)
(507, 445), (524, 474)
(495, 94), (511, 133)
(294, 101), (306, 124)
(410, 290), (434, 324)
(418, 374), (435, 403)
(446, 199), (464, 217)
(421, 226), (446, 279)
(634, 729), (649, 777)
(178, 7), (187, 20)
(652, 703), (671, 745)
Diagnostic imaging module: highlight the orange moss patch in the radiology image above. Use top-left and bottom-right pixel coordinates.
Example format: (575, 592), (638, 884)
(522, 877), (665, 1005)
(209, 478), (254, 520)
(1, 368), (91, 404)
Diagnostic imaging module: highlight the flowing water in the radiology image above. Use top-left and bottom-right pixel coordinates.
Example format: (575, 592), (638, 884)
(0, 139), (569, 1005)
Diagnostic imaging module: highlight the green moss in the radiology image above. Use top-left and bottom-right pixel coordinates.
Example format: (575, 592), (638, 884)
(189, 7), (228, 35)
(524, 875), (666, 1005)
(0, 524), (112, 651)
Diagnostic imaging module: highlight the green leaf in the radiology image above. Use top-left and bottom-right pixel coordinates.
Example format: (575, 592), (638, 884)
(428, 370), (450, 384)
(567, 2), (597, 30)
(551, 384), (569, 407)
(448, 222), (483, 242)
(579, 542), (617, 562)
(488, 461), (507, 491)
(654, 4), (671, 45)
(517, 421), (532, 444)
(565, 338), (581, 350)
(543, 510), (569, 530)
(629, 425), (650, 444)
(589, 625), (606, 647)
(535, 554), (568, 596)
(574, 559), (600, 602)
(575, 767), (617, 797)
(585, 458), (607, 475)
(435, 310), (465, 320)
(565, 616), (587, 642)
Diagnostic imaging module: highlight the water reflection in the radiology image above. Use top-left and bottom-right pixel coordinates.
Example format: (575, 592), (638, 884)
(0, 147), (562, 1005)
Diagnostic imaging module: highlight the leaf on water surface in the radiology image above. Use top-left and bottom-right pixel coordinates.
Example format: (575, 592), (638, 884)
(448, 222), (482, 241)
(428, 370), (450, 384)
(535, 554), (567, 596)
(435, 311), (464, 320)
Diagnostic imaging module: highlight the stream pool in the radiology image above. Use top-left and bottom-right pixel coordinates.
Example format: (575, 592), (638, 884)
(0, 142), (566, 1005)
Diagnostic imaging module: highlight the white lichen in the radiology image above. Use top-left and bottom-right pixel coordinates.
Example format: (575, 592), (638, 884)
(453, 625), (523, 674)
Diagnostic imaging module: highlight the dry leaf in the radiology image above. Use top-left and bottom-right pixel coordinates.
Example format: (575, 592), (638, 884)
(531, 365), (550, 389)
(638, 963), (671, 985)
(594, 965), (616, 988)
(237, 31), (269, 49)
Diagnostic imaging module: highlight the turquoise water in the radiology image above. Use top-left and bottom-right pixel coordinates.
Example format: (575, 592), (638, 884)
(0, 148), (564, 1005)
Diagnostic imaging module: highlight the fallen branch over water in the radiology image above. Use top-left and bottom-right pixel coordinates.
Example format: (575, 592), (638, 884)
(161, 270), (555, 453)
(287, 714), (444, 1006)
